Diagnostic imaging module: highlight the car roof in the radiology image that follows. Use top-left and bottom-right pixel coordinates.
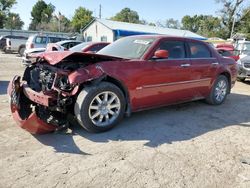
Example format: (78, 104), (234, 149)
(56, 40), (82, 45)
(124, 35), (206, 43)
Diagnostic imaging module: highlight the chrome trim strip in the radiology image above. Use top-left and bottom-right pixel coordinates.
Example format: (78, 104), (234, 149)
(136, 78), (211, 90)
(155, 58), (217, 62)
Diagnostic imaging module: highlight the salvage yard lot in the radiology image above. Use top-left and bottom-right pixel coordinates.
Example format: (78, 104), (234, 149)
(0, 52), (250, 188)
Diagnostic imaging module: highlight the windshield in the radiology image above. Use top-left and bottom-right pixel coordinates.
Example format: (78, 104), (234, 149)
(236, 43), (250, 55)
(243, 43), (250, 51)
(69, 42), (90, 52)
(97, 37), (156, 59)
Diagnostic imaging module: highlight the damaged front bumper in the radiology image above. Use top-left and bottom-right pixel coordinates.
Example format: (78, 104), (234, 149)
(7, 76), (58, 134)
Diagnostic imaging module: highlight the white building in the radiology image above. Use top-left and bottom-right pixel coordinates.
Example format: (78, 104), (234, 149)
(82, 18), (206, 42)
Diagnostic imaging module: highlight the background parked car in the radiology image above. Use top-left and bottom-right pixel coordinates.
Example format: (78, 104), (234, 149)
(0, 35), (7, 50)
(216, 44), (239, 61)
(0, 35), (28, 55)
(5, 36), (28, 56)
(234, 40), (250, 81)
(22, 40), (82, 65)
(25, 34), (68, 50)
(236, 55), (250, 82)
(70, 42), (110, 53)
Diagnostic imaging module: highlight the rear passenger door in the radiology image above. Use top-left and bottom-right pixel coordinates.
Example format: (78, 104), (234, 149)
(187, 41), (219, 97)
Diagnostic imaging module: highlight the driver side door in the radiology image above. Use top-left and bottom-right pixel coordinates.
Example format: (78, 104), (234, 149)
(133, 39), (195, 110)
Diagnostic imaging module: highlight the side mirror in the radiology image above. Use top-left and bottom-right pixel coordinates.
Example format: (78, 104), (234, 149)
(153, 50), (169, 59)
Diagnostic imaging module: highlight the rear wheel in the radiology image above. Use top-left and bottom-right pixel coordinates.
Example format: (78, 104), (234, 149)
(206, 75), (229, 105)
(74, 82), (126, 133)
(18, 47), (25, 56)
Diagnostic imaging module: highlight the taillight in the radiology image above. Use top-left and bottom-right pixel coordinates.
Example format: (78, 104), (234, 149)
(29, 43), (34, 48)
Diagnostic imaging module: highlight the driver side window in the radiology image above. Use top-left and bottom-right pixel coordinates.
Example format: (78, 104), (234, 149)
(158, 41), (186, 59)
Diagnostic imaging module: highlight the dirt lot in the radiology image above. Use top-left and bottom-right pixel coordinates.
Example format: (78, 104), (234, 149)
(0, 52), (250, 188)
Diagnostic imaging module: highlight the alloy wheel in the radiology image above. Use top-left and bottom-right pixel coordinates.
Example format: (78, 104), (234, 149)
(214, 79), (227, 102)
(88, 91), (121, 127)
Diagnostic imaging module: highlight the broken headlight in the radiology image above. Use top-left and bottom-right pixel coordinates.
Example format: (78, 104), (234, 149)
(57, 75), (73, 91)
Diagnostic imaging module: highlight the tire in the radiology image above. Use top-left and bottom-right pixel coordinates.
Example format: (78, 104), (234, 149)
(3, 46), (7, 53)
(206, 75), (229, 105)
(18, 47), (25, 56)
(74, 82), (126, 133)
(237, 77), (245, 82)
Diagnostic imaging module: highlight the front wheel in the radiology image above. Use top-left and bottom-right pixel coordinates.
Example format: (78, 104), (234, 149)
(206, 75), (229, 105)
(74, 82), (126, 133)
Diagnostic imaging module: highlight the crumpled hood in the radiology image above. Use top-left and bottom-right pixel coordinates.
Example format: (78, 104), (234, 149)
(35, 51), (124, 65)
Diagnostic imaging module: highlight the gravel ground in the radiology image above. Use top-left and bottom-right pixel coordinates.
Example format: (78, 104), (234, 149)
(0, 52), (250, 188)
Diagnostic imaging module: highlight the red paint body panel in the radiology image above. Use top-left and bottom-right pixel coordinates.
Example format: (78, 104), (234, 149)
(22, 83), (53, 106)
(8, 77), (57, 134)
(11, 109), (56, 134)
(68, 64), (104, 84)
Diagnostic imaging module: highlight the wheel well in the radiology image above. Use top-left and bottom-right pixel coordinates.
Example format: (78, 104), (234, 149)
(78, 75), (131, 116)
(220, 72), (231, 92)
(104, 76), (130, 103)
(18, 45), (25, 52)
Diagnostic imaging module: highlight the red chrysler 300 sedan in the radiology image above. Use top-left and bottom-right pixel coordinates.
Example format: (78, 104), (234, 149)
(8, 35), (237, 133)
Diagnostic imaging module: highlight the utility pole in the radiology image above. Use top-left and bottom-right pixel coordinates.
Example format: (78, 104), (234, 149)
(99, 4), (102, 19)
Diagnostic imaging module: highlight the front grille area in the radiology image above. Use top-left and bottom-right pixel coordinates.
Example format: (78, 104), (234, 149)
(244, 62), (250, 69)
(24, 65), (56, 92)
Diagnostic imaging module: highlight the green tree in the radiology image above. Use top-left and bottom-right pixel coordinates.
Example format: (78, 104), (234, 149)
(4, 12), (23, 29)
(198, 15), (224, 37)
(157, 18), (180, 29)
(0, 0), (16, 28)
(181, 15), (200, 32)
(237, 7), (250, 39)
(182, 15), (226, 38)
(71, 7), (93, 32)
(37, 14), (73, 32)
(111, 8), (140, 24)
(216, 0), (245, 38)
(29, 0), (55, 30)
(148, 22), (156, 26)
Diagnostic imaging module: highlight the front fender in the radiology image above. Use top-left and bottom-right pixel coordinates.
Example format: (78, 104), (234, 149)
(68, 65), (105, 85)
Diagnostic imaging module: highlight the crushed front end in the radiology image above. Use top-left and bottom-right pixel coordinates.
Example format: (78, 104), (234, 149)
(8, 64), (78, 134)
(8, 51), (120, 134)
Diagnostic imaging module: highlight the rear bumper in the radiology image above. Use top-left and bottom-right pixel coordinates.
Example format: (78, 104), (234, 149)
(8, 76), (57, 134)
(237, 64), (250, 78)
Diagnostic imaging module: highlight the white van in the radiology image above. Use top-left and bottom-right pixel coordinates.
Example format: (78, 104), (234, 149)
(26, 34), (68, 50)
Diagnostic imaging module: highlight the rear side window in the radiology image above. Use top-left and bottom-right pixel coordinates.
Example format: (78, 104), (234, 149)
(49, 37), (63, 43)
(218, 50), (233, 57)
(89, 44), (108, 53)
(35, 36), (47, 44)
(189, 42), (211, 58)
(158, 40), (186, 59)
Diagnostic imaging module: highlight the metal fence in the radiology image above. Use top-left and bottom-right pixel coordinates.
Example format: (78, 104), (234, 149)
(0, 29), (79, 38)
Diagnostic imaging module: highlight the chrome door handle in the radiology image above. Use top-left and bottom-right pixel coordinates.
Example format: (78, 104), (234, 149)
(212, 62), (219, 65)
(181, 63), (191, 67)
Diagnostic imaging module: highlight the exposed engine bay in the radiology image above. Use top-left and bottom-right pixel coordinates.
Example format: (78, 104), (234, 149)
(19, 62), (82, 130)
